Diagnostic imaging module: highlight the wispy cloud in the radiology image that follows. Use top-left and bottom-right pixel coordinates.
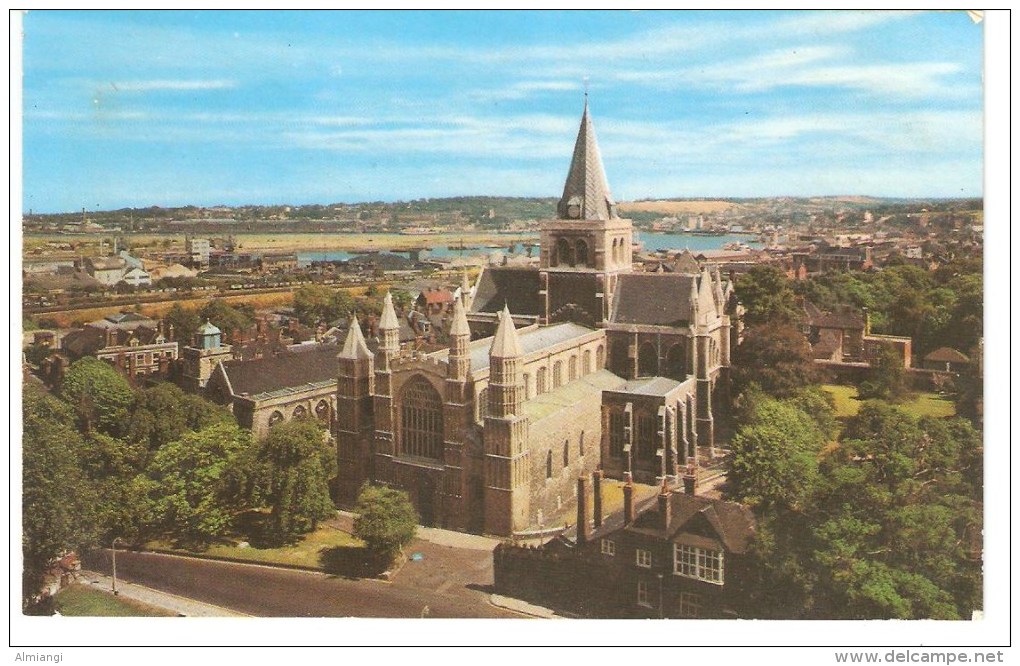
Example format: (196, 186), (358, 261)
(110, 79), (236, 92)
(469, 80), (580, 101)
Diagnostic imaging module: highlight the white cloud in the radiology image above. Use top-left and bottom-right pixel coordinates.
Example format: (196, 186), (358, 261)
(110, 79), (236, 92)
(468, 80), (580, 101)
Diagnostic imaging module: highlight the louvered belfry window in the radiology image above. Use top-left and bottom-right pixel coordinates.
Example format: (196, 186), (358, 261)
(400, 376), (444, 459)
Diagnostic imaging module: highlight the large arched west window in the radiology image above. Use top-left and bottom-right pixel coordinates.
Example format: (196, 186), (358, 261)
(638, 342), (659, 377)
(400, 375), (444, 460)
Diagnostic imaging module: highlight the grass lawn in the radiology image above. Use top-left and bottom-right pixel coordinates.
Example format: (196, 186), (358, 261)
(54, 584), (176, 617)
(822, 384), (956, 419)
(149, 523), (364, 570)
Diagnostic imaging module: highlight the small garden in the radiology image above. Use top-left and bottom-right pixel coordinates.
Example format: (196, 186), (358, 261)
(53, 584), (176, 617)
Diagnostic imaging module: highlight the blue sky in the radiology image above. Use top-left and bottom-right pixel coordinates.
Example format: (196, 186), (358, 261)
(19, 10), (985, 213)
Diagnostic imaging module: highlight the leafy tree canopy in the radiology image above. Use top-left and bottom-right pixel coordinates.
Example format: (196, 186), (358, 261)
(353, 484), (418, 562)
(735, 266), (799, 327)
(60, 357), (135, 437)
(22, 383), (99, 610)
(732, 324), (822, 399)
(127, 382), (231, 451)
(140, 422), (254, 545)
(254, 419), (337, 542)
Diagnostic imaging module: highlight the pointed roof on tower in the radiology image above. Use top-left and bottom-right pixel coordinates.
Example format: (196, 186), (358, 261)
(379, 291), (399, 330)
(338, 315), (373, 360)
(557, 97), (617, 221)
(449, 295), (471, 338)
(490, 304), (522, 358)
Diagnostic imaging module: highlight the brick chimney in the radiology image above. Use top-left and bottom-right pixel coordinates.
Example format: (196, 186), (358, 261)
(592, 468), (604, 528)
(623, 472), (635, 525)
(658, 477), (672, 530)
(576, 477), (591, 544)
(683, 461), (698, 495)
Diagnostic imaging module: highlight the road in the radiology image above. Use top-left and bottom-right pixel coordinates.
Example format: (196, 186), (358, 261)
(83, 545), (520, 619)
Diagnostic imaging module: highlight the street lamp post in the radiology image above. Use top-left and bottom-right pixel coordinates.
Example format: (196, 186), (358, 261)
(657, 573), (664, 619)
(111, 537), (121, 595)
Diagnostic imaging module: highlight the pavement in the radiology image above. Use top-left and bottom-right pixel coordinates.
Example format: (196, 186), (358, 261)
(78, 569), (250, 617)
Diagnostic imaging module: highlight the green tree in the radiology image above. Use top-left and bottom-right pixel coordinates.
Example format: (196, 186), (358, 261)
(199, 299), (256, 339)
(140, 422), (253, 545)
(353, 484), (418, 563)
(127, 382), (231, 451)
(859, 344), (908, 402)
(735, 266), (799, 327)
(255, 420), (337, 543)
(731, 324), (822, 399)
(292, 284), (333, 325)
(728, 396), (826, 511)
(60, 357), (135, 437)
(163, 303), (201, 346)
(22, 383), (99, 611)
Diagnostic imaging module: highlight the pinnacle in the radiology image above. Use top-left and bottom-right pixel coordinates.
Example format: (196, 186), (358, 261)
(489, 304), (522, 358)
(339, 314), (373, 360)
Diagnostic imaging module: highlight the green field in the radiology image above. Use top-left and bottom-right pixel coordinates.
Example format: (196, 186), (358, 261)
(822, 384), (956, 419)
(150, 523), (363, 570)
(54, 584), (176, 617)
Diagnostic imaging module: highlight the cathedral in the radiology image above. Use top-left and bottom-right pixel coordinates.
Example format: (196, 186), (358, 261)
(335, 100), (739, 536)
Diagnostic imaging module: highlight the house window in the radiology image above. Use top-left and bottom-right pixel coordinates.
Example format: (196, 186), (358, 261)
(568, 356), (577, 381)
(600, 539), (615, 556)
(677, 592), (702, 618)
(637, 580), (651, 608)
(636, 548), (652, 568)
(674, 544), (724, 585)
(583, 349), (592, 375)
(536, 367), (548, 395)
(552, 361), (563, 388)
(563, 441), (569, 468)
(579, 431), (585, 457)
(546, 450), (553, 479)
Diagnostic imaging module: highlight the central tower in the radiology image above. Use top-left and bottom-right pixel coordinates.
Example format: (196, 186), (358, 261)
(538, 98), (634, 325)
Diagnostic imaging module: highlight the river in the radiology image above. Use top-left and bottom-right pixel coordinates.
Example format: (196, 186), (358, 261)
(297, 232), (761, 267)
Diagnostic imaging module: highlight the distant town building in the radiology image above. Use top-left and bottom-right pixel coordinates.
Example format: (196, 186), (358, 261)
(84, 256), (127, 286)
(186, 237), (211, 268)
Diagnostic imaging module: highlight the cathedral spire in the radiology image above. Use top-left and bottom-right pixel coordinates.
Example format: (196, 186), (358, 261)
(338, 314), (373, 360)
(449, 294), (471, 338)
(490, 304), (522, 358)
(557, 96), (617, 221)
(379, 291), (399, 331)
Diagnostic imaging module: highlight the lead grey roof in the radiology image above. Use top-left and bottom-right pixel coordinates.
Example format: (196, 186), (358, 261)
(470, 267), (544, 316)
(430, 321), (596, 372)
(614, 376), (683, 397)
(221, 344), (338, 399)
(611, 273), (696, 327)
(557, 99), (617, 221)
